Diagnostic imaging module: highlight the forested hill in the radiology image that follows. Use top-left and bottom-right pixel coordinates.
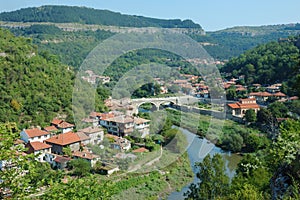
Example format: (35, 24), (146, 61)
(0, 28), (76, 127)
(221, 35), (300, 95)
(0, 5), (201, 29)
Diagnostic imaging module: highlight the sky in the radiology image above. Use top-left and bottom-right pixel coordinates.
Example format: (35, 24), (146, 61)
(0, 0), (299, 31)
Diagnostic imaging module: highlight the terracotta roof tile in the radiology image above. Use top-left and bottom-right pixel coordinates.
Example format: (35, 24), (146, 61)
(132, 147), (149, 153)
(25, 128), (50, 138)
(57, 121), (75, 129)
(29, 141), (52, 151)
(54, 155), (71, 163)
(72, 151), (99, 160)
(43, 126), (58, 132)
(51, 118), (63, 126)
(45, 132), (80, 146)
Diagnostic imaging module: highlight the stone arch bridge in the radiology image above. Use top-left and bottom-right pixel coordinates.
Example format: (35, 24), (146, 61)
(131, 95), (198, 114)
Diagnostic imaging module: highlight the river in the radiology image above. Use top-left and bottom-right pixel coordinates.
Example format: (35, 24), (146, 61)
(168, 127), (242, 200)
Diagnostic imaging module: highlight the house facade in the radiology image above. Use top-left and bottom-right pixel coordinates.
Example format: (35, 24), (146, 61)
(227, 98), (260, 118)
(45, 132), (81, 155)
(26, 142), (52, 162)
(20, 128), (51, 143)
(78, 126), (104, 145)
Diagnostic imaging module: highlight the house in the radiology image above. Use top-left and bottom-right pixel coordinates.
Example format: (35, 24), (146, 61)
(106, 134), (131, 152)
(20, 128), (51, 143)
(75, 132), (91, 146)
(45, 132), (81, 155)
(101, 115), (134, 137)
(249, 92), (273, 103)
(134, 117), (150, 138)
(25, 142), (52, 162)
(96, 162), (119, 175)
(43, 125), (59, 134)
(78, 126), (104, 145)
(132, 147), (149, 153)
(51, 118), (75, 133)
(266, 85), (281, 93)
(72, 150), (100, 167)
(227, 98), (260, 118)
(52, 155), (71, 169)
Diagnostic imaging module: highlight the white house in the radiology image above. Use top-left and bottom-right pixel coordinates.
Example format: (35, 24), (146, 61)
(26, 142), (52, 162)
(78, 126), (104, 145)
(51, 118), (75, 133)
(20, 128), (51, 143)
(134, 117), (150, 138)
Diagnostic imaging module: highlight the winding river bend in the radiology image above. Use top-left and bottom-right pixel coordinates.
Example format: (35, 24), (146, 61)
(168, 127), (242, 200)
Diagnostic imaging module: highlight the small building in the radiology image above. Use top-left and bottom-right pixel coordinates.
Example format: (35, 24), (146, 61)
(45, 132), (81, 155)
(75, 132), (91, 146)
(249, 92), (273, 103)
(51, 118), (75, 133)
(101, 115), (134, 137)
(227, 98), (260, 118)
(26, 142), (52, 162)
(20, 128), (51, 143)
(52, 155), (71, 169)
(78, 126), (104, 145)
(96, 162), (119, 175)
(43, 125), (59, 134)
(105, 134), (131, 152)
(134, 117), (150, 138)
(72, 150), (100, 167)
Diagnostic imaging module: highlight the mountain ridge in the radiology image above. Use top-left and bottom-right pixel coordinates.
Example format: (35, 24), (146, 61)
(0, 5), (202, 29)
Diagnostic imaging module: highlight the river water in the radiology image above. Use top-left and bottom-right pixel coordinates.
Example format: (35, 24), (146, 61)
(168, 127), (242, 200)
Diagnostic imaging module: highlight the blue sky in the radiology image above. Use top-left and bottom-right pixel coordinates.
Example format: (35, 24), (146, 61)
(0, 0), (299, 31)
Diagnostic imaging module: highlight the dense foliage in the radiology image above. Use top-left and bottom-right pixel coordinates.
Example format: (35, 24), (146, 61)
(0, 28), (109, 127)
(185, 119), (300, 200)
(11, 25), (114, 68)
(0, 5), (202, 28)
(222, 35), (300, 94)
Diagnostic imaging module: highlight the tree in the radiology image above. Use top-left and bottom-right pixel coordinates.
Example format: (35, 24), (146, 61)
(222, 133), (243, 153)
(244, 109), (257, 123)
(256, 108), (273, 124)
(184, 154), (229, 200)
(68, 159), (91, 177)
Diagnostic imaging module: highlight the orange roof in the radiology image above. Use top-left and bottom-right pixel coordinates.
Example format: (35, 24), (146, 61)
(51, 118), (63, 126)
(57, 121), (75, 129)
(99, 113), (115, 120)
(290, 96), (299, 100)
(44, 126), (58, 132)
(105, 133), (119, 140)
(54, 155), (71, 163)
(273, 92), (286, 97)
(228, 103), (260, 109)
(25, 128), (50, 138)
(29, 141), (52, 151)
(249, 92), (272, 97)
(228, 103), (240, 109)
(132, 147), (149, 153)
(45, 132), (81, 146)
(72, 151), (99, 160)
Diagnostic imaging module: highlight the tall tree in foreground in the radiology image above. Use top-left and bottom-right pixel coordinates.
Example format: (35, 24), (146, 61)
(184, 154), (229, 200)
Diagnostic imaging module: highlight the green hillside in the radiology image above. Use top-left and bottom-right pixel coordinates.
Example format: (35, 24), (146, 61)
(0, 5), (201, 28)
(221, 35), (300, 95)
(190, 24), (300, 60)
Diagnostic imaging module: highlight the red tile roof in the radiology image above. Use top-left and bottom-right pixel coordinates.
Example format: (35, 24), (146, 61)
(44, 126), (58, 132)
(57, 121), (75, 129)
(25, 128), (50, 138)
(249, 92), (273, 97)
(54, 155), (71, 163)
(132, 147), (149, 153)
(273, 92), (286, 97)
(45, 132), (81, 146)
(51, 118), (63, 126)
(72, 151), (99, 160)
(29, 141), (52, 151)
